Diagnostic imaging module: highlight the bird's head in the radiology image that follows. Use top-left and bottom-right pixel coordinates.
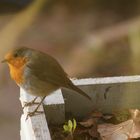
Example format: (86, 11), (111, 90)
(2, 47), (31, 68)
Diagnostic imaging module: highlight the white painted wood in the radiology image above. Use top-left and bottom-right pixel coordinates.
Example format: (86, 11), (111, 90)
(20, 89), (51, 140)
(43, 89), (64, 105)
(72, 75), (140, 85)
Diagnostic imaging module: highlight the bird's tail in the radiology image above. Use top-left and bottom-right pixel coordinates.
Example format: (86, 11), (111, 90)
(66, 82), (92, 101)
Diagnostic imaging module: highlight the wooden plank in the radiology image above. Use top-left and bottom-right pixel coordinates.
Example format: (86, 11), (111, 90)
(72, 75), (140, 85)
(20, 88), (51, 140)
(62, 75), (140, 118)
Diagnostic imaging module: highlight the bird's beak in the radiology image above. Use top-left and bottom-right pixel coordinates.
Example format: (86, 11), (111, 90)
(1, 59), (7, 63)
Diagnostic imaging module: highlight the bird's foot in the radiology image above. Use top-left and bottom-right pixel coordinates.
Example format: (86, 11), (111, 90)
(25, 96), (46, 120)
(23, 97), (39, 109)
(23, 101), (40, 108)
(26, 110), (44, 120)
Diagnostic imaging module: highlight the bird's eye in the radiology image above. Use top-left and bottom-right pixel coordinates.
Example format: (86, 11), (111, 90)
(14, 53), (18, 57)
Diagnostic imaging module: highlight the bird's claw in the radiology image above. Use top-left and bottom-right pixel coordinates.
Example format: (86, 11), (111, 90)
(26, 110), (44, 120)
(23, 101), (40, 109)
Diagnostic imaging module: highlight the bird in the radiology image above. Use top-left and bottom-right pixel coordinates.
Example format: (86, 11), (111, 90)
(2, 47), (91, 118)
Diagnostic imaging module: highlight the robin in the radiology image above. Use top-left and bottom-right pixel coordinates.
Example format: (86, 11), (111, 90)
(2, 47), (91, 118)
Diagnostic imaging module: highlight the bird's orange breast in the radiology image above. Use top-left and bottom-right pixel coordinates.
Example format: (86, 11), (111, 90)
(9, 64), (24, 84)
(7, 57), (28, 84)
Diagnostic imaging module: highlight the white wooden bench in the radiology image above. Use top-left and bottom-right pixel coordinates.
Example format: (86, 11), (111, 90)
(20, 75), (140, 140)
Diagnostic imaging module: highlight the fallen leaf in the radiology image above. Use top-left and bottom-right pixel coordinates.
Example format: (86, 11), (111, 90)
(102, 114), (114, 120)
(88, 125), (100, 138)
(79, 110), (102, 128)
(90, 111), (103, 118)
(98, 109), (140, 140)
(79, 118), (98, 128)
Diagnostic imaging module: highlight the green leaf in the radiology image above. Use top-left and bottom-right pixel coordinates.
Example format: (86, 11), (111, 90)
(68, 120), (73, 132)
(63, 125), (69, 132)
(73, 118), (77, 132)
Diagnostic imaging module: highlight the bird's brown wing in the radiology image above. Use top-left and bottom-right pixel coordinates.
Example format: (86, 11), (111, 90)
(26, 51), (91, 100)
(26, 51), (70, 87)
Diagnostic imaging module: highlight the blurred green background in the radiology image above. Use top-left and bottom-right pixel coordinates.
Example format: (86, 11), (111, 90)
(1, 0), (140, 139)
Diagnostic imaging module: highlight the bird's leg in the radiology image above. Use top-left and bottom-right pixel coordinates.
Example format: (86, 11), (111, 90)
(23, 97), (39, 109)
(26, 96), (46, 120)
